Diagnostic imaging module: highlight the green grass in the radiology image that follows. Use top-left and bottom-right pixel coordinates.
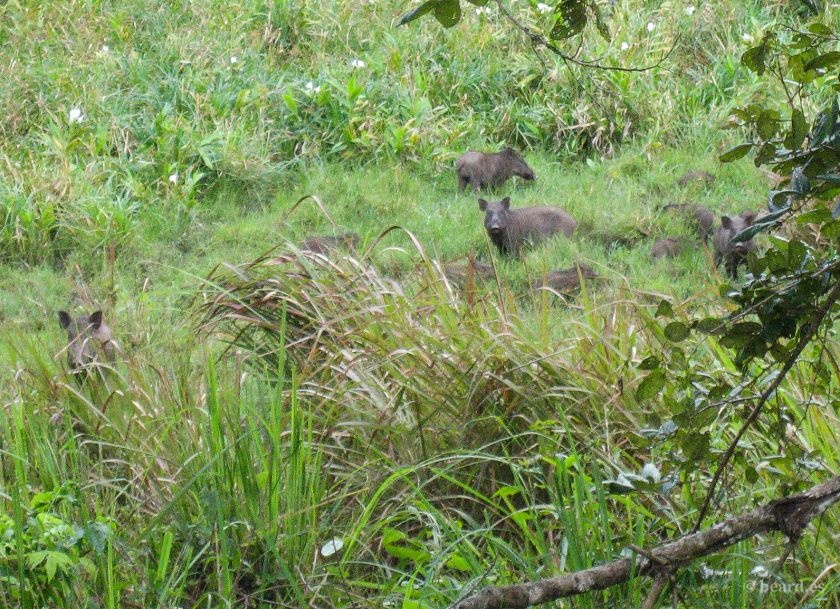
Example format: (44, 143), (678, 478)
(2, 0), (840, 607)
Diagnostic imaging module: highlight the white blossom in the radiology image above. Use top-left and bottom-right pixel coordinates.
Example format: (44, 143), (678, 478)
(230, 55), (238, 64)
(620, 41), (630, 51)
(320, 537), (344, 557)
(685, 5), (696, 15)
(168, 172), (179, 184)
(743, 33), (755, 43)
(640, 463), (661, 483)
(68, 107), (84, 123)
(646, 21), (656, 32)
(101, 44), (110, 53)
(536, 2), (552, 13)
(304, 81), (321, 95)
(350, 58), (366, 69)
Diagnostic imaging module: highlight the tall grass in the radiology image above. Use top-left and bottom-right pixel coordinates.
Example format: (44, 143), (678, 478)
(2, 0), (840, 607)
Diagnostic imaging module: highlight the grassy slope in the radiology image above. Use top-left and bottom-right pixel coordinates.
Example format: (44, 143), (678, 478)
(1, 1), (839, 608)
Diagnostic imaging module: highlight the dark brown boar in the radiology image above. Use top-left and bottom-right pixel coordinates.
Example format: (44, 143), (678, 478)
(442, 258), (494, 288)
(651, 237), (683, 259)
(532, 264), (598, 293)
(300, 232), (360, 254)
(662, 203), (715, 242)
(713, 211), (758, 278)
(677, 170), (715, 188)
(479, 197), (576, 256)
(57, 310), (116, 378)
(457, 148), (535, 193)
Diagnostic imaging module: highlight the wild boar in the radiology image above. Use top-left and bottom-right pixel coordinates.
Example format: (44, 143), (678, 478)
(677, 170), (715, 188)
(442, 258), (494, 288)
(713, 210), (758, 278)
(662, 203), (715, 242)
(651, 237), (683, 259)
(532, 264), (598, 293)
(300, 232), (360, 255)
(57, 310), (116, 378)
(457, 148), (535, 192)
(479, 197), (576, 256)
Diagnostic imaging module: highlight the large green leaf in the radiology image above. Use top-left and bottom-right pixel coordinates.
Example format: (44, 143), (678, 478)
(719, 143), (753, 162)
(397, 1), (438, 26)
(550, 0), (588, 40)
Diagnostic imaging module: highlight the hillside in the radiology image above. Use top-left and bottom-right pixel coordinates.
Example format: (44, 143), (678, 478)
(1, 1), (839, 608)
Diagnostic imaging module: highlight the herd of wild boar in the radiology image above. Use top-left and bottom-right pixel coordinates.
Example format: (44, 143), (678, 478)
(57, 147), (762, 378)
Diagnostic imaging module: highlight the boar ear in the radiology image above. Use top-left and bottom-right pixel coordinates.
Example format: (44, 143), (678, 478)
(721, 215), (733, 229)
(478, 199), (488, 211)
(88, 311), (103, 329)
(58, 311), (72, 329)
(741, 210), (757, 225)
(501, 197), (511, 210)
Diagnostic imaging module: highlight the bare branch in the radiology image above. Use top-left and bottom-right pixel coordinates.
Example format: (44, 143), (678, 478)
(454, 475), (840, 609)
(494, 0), (679, 73)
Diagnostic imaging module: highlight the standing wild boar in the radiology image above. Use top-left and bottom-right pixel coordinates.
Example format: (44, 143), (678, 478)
(532, 263), (598, 293)
(479, 197), (576, 256)
(677, 170), (716, 188)
(442, 257), (494, 288)
(300, 232), (360, 255)
(662, 203), (715, 242)
(456, 148), (535, 192)
(713, 210), (758, 278)
(58, 310), (116, 378)
(651, 237), (683, 259)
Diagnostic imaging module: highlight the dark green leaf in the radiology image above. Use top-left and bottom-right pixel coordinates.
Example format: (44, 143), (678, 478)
(551, 0), (588, 40)
(745, 466), (759, 483)
(754, 141), (777, 166)
(797, 208), (832, 224)
(719, 143), (753, 162)
(655, 299), (674, 318)
(821, 220), (840, 237)
(741, 34), (774, 75)
(695, 317), (725, 335)
(590, 1), (611, 42)
(638, 356), (660, 370)
(785, 109), (808, 150)
(465, 0), (489, 4)
(804, 51), (840, 72)
(729, 321), (763, 336)
(757, 109), (779, 140)
(812, 100), (839, 145)
(433, 0), (461, 26)
(664, 322), (690, 343)
(636, 370), (666, 401)
(834, 200), (840, 219)
(807, 23), (833, 36)
(397, 1), (440, 27)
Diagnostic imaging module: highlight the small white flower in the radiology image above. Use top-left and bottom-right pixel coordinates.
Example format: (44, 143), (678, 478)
(646, 21), (656, 32)
(168, 172), (179, 184)
(620, 41), (630, 51)
(68, 107), (84, 123)
(475, 5), (493, 15)
(303, 81), (321, 95)
(320, 537), (344, 557)
(230, 55), (238, 64)
(742, 33), (755, 44)
(536, 2), (552, 13)
(685, 5), (696, 16)
(350, 58), (366, 69)
(101, 44), (110, 53)
(641, 463), (661, 483)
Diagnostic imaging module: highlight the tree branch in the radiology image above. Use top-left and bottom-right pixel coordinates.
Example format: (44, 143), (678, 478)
(494, 0), (679, 73)
(454, 475), (840, 609)
(691, 277), (840, 532)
